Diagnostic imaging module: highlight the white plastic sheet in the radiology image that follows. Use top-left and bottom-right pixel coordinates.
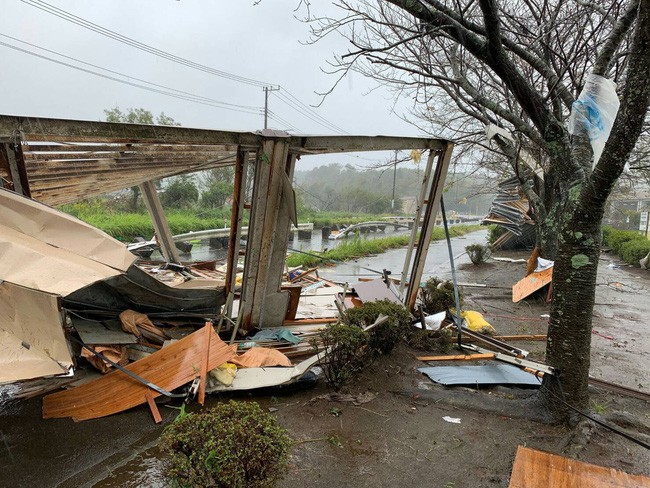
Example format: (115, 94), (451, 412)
(568, 74), (620, 166)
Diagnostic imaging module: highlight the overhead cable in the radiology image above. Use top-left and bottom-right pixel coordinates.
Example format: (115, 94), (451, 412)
(0, 35), (263, 116)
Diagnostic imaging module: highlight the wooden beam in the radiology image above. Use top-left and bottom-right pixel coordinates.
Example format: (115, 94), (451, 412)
(139, 180), (181, 264)
(406, 142), (454, 311)
(399, 148), (436, 297)
(417, 353), (495, 361)
(225, 148), (249, 301)
(240, 136), (295, 331)
(289, 135), (448, 154)
(0, 115), (261, 147)
(144, 390), (162, 424)
(2, 142), (31, 197)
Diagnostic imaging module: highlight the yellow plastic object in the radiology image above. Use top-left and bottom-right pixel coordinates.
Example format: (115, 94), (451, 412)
(461, 310), (496, 335)
(210, 362), (237, 386)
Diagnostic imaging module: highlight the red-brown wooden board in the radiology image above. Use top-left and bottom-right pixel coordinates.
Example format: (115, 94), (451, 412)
(43, 326), (235, 421)
(509, 446), (650, 487)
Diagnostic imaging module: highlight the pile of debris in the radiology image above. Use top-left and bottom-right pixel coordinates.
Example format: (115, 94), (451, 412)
(482, 176), (536, 250)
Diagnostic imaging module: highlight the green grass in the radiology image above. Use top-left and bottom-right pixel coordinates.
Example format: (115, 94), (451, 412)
(286, 225), (482, 267)
(60, 200), (412, 242)
(60, 201), (234, 241)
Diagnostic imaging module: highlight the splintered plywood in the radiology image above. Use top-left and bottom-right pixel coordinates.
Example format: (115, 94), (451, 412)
(509, 446), (650, 488)
(43, 326), (236, 421)
(512, 267), (553, 303)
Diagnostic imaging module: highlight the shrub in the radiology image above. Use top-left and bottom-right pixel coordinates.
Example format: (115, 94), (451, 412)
(620, 238), (650, 265)
(316, 322), (370, 390)
(603, 227), (644, 254)
(487, 225), (506, 246)
(159, 401), (291, 488)
(420, 277), (463, 315)
(341, 299), (411, 355)
(465, 243), (491, 264)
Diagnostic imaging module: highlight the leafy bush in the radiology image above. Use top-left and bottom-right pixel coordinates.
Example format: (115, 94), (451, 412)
(316, 322), (370, 390)
(620, 238), (650, 265)
(341, 299), (411, 355)
(159, 401), (291, 488)
(465, 243), (491, 264)
(486, 225), (505, 245)
(420, 277), (463, 315)
(603, 227), (645, 254)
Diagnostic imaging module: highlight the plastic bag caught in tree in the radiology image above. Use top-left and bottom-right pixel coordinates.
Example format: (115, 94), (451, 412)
(568, 74), (620, 166)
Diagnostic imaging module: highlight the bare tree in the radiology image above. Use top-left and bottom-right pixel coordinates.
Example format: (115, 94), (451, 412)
(305, 0), (650, 422)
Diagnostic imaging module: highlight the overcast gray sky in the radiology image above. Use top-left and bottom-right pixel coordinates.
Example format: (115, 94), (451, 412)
(0, 0), (428, 169)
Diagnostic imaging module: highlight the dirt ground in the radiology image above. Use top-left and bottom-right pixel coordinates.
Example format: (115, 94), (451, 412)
(1, 246), (649, 487)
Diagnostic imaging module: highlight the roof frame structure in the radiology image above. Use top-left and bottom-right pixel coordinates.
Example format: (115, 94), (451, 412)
(0, 115), (449, 206)
(0, 114), (454, 329)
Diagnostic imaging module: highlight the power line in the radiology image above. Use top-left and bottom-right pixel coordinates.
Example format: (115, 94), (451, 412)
(280, 89), (349, 134)
(21, 0), (271, 88)
(0, 35), (264, 116)
(272, 91), (346, 134)
(267, 111), (301, 132)
(20, 0), (348, 134)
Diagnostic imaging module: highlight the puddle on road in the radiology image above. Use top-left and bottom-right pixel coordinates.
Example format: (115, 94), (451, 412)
(93, 448), (167, 488)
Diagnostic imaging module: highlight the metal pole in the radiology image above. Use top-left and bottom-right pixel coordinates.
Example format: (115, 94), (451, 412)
(440, 196), (463, 346)
(391, 150), (397, 211)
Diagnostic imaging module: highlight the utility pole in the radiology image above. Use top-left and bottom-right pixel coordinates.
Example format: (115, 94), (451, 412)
(263, 86), (280, 129)
(391, 150), (398, 212)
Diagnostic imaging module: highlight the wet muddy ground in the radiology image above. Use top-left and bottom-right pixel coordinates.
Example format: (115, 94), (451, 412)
(1, 235), (649, 487)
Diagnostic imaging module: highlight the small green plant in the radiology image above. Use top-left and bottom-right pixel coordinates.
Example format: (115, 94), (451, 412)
(341, 299), (411, 355)
(316, 322), (370, 390)
(420, 277), (463, 315)
(465, 243), (491, 265)
(486, 225), (506, 246)
(159, 401), (291, 488)
(590, 399), (610, 415)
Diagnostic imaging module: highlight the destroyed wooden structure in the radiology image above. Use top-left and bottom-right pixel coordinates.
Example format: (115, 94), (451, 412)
(0, 115), (455, 410)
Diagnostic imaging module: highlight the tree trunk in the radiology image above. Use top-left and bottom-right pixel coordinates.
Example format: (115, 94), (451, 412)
(542, 198), (604, 423)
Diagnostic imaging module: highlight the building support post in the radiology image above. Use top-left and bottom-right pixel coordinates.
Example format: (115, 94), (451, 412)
(139, 180), (181, 264)
(225, 148), (250, 318)
(399, 148), (436, 297)
(1, 140), (31, 197)
(405, 142), (454, 311)
(239, 131), (295, 332)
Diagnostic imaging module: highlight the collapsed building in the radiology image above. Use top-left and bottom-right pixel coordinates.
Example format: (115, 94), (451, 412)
(0, 114), (455, 418)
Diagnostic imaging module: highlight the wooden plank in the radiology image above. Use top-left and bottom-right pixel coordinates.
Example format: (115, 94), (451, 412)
(144, 390), (162, 424)
(140, 180), (181, 264)
(509, 446), (650, 487)
(512, 267), (553, 303)
(406, 143), (454, 311)
(417, 353), (495, 361)
(43, 327), (236, 421)
(198, 323), (211, 406)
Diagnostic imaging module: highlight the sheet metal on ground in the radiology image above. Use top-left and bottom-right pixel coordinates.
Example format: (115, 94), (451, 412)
(419, 364), (541, 387)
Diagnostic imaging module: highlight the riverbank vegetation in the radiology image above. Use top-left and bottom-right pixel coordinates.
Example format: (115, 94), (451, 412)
(60, 199), (404, 242)
(286, 224), (482, 268)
